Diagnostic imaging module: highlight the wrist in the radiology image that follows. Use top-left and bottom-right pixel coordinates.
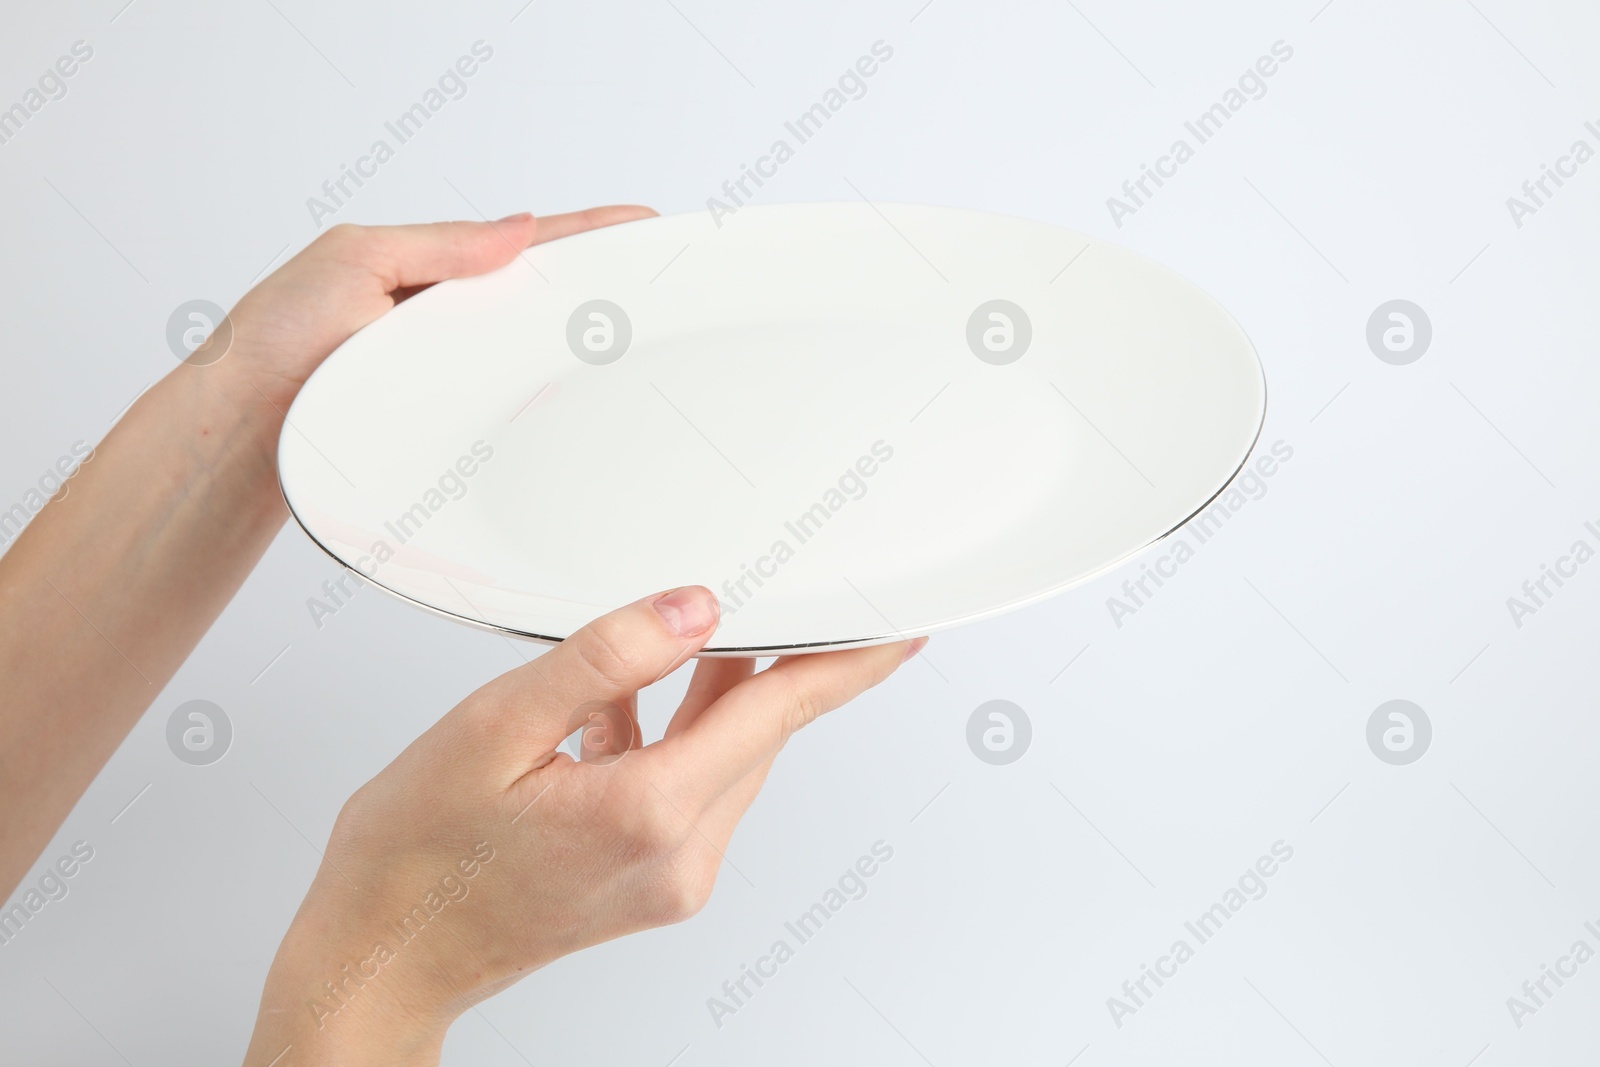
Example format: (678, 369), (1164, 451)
(180, 345), (291, 444)
(245, 916), (456, 1066)
(157, 348), (296, 517)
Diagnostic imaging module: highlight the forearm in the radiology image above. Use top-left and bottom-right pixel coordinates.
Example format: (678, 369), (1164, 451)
(243, 912), (452, 1067)
(0, 358), (285, 894)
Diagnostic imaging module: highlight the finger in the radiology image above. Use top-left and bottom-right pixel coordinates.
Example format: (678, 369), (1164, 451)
(664, 657), (756, 740)
(530, 205), (658, 246)
(363, 204), (655, 293)
(630, 756), (772, 891)
(359, 215), (540, 292)
(457, 586), (720, 777)
(661, 638), (925, 803)
(656, 658), (766, 850)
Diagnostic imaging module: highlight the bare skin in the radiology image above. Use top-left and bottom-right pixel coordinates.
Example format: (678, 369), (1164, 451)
(0, 209), (653, 896)
(0, 209), (924, 1064)
(243, 588), (920, 1063)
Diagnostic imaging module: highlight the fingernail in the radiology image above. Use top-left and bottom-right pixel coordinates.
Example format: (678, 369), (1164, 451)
(902, 637), (928, 662)
(652, 586), (718, 637)
(495, 211), (533, 224)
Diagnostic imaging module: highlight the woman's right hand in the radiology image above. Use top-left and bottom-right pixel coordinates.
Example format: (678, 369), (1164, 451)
(242, 584), (923, 1065)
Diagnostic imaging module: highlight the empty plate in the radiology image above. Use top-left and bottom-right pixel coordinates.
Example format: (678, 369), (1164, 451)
(277, 202), (1266, 654)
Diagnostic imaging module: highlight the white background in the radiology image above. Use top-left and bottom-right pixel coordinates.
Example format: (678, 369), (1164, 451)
(2, 0), (1599, 1063)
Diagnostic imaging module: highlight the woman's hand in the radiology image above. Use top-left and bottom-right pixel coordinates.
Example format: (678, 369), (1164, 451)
(226, 209), (655, 411)
(0, 207), (653, 897)
(242, 586), (924, 1065)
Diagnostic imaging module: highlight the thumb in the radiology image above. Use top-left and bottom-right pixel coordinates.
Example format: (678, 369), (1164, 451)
(453, 587), (721, 781)
(366, 204), (659, 293)
(363, 214), (540, 293)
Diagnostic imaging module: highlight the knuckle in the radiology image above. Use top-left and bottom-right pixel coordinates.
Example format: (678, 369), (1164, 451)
(621, 792), (686, 859)
(770, 670), (827, 737)
(335, 779), (374, 821)
(316, 222), (369, 255)
(641, 857), (717, 925)
(329, 781), (379, 846)
(571, 617), (647, 686)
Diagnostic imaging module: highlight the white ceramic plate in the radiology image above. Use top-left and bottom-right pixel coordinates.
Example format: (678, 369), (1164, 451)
(278, 202), (1265, 654)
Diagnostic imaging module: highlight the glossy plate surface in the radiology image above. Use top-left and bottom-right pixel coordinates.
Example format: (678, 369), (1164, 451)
(278, 202), (1266, 654)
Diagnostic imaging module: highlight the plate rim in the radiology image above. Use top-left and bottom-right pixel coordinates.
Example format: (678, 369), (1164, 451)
(276, 200), (1269, 655)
